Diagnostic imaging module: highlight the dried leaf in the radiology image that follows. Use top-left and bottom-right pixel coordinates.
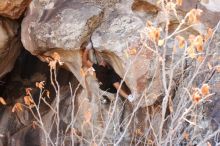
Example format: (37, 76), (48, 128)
(195, 35), (204, 52)
(176, 0), (182, 6)
(12, 103), (23, 112)
(183, 132), (189, 140)
(128, 48), (137, 55)
(148, 27), (160, 43)
(176, 35), (185, 48)
(146, 21), (153, 27)
(24, 96), (34, 106)
(84, 110), (92, 123)
(197, 56), (204, 63)
(208, 62), (212, 70)
(187, 9), (203, 24)
(188, 35), (196, 43)
(0, 97), (6, 105)
(46, 90), (50, 98)
(193, 91), (201, 103)
(196, 45), (204, 52)
(201, 84), (209, 96)
(187, 46), (195, 58)
(204, 28), (213, 42)
(158, 39), (164, 46)
(36, 81), (45, 89)
(25, 88), (32, 96)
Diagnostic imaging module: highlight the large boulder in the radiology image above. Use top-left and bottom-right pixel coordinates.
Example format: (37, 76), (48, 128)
(22, 0), (104, 54)
(18, 0), (220, 145)
(0, 17), (22, 78)
(0, 0), (31, 19)
(22, 0), (163, 107)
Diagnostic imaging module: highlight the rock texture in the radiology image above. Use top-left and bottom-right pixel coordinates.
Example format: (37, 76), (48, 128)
(0, 17), (22, 78)
(0, 0), (31, 19)
(0, 0), (220, 145)
(22, 0), (164, 107)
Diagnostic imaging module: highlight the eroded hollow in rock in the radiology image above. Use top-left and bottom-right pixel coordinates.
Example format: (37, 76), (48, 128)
(88, 48), (132, 96)
(0, 49), (82, 146)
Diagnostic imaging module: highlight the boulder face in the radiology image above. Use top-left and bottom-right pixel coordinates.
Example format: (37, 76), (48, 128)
(22, 0), (164, 107)
(22, 0), (104, 53)
(0, 0), (220, 145)
(0, 0), (31, 19)
(0, 17), (22, 78)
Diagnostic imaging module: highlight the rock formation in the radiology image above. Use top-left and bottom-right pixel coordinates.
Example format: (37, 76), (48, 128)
(0, 17), (22, 78)
(0, 0), (31, 19)
(0, 0), (219, 145)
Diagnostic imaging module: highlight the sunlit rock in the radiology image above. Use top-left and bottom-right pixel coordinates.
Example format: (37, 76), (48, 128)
(0, 0), (31, 19)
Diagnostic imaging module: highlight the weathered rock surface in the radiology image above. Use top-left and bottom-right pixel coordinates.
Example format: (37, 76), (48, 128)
(0, 0), (31, 19)
(0, 0), (219, 145)
(22, 0), (104, 53)
(22, 0), (164, 107)
(0, 17), (22, 78)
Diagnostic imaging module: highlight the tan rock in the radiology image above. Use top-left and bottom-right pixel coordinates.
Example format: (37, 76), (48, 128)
(0, 17), (22, 78)
(0, 0), (31, 19)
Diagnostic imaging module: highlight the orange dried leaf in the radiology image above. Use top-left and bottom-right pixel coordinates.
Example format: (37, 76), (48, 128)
(196, 45), (204, 52)
(24, 96), (34, 106)
(84, 110), (92, 123)
(195, 35), (204, 52)
(128, 48), (137, 55)
(201, 84), (209, 96)
(197, 56), (204, 63)
(187, 46), (195, 58)
(187, 9), (203, 24)
(12, 103), (23, 112)
(148, 27), (160, 42)
(176, 35), (185, 48)
(193, 91), (201, 103)
(36, 81), (45, 89)
(0, 97), (6, 105)
(176, 0), (183, 6)
(204, 28), (213, 42)
(183, 132), (189, 140)
(25, 88), (32, 96)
